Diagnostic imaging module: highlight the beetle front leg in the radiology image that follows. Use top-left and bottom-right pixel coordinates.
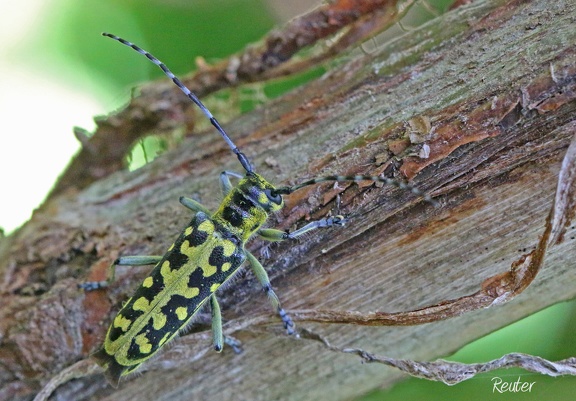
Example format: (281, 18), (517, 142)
(257, 215), (347, 242)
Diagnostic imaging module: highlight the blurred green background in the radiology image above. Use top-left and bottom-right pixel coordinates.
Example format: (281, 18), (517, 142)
(0, 0), (574, 399)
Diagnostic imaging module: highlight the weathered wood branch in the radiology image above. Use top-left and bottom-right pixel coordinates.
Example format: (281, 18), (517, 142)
(1, 0), (575, 400)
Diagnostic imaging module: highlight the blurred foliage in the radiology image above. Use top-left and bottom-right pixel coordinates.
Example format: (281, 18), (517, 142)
(53, 0), (277, 86)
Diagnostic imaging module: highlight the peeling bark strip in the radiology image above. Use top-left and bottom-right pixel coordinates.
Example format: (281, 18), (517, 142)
(3, 1), (576, 400)
(550, 127), (576, 244)
(301, 329), (576, 385)
(401, 49), (576, 178)
(48, 0), (414, 200)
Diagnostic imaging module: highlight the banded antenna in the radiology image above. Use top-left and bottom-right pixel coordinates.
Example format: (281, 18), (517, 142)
(102, 32), (253, 174)
(103, 33), (436, 206)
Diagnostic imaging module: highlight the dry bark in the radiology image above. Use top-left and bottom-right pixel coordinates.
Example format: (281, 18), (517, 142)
(1, 0), (576, 400)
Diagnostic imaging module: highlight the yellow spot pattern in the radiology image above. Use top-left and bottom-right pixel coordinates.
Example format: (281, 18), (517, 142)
(197, 220), (215, 233)
(135, 333), (152, 354)
(180, 240), (195, 258)
(200, 263), (217, 278)
(167, 243), (174, 252)
(221, 262), (232, 272)
(258, 192), (268, 205)
(113, 314), (132, 332)
(175, 306), (188, 320)
(160, 260), (171, 278)
(133, 297), (151, 312)
(210, 283), (220, 292)
(174, 279), (200, 298)
(184, 226), (193, 236)
(143, 276), (153, 288)
(221, 240), (236, 257)
(152, 313), (167, 330)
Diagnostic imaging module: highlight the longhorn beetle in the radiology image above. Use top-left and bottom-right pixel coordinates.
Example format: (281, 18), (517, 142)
(82, 32), (435, 387)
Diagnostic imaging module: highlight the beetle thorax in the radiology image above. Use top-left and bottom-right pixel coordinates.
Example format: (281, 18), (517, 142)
(213, 173), (284, 242)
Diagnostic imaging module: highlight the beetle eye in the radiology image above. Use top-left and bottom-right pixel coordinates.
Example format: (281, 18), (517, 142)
(264, 189), (282, 204)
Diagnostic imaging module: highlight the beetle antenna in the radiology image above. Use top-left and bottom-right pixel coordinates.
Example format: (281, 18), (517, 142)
(102, 32), (253, 174)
